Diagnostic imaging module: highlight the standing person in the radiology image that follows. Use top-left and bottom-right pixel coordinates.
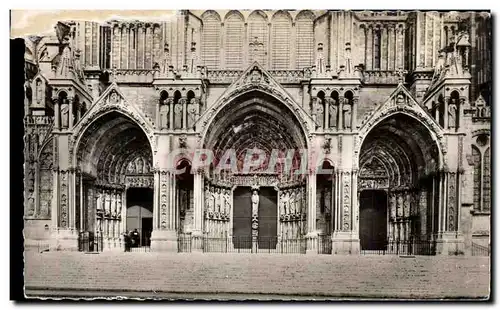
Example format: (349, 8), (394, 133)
(131, 228), (140, 247)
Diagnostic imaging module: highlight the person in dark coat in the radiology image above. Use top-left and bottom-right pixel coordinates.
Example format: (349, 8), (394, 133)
(130, 228), (140, 247)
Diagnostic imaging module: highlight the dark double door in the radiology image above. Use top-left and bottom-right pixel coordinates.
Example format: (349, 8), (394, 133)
(359, 190), (388, 250)
(232, 187), (277, 249)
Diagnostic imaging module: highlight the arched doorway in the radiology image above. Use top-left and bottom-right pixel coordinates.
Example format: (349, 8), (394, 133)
(202, 90), (308, 248)
(75, 111), (153, 251)
(358, 113), (440, 253)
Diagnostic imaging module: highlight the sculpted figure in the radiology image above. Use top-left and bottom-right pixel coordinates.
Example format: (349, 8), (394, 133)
(328, 98), (338, 128)
(396, 194), (404, 218)
(60, 102), (69, 128)
(342, 101), (352, 129)
(187, 99), (197, 129)
(224, 189), (231, 214)
(289, 191), (296, 214)
(35, 79), (43, 104)
(295, 190), (302, 214)
(207, 187), (215, 213)
(448, 99), (458, 129)
(174, 102), (183, 129)
(390, 194), (396, 220)
(251, 190), (259, 217)
(316, 101), (324, 128)
(215, 188), (221, 213)
(159, 102), (169, 129)
(280, 192), (286, 215)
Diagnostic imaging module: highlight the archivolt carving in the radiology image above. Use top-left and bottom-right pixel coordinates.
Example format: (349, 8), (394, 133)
(355, 108), (446, 170)
(197, 62), (312, 147)
(356, 85), (446, 170)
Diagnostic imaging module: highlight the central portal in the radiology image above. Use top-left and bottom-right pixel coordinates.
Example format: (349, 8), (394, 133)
(232, 186), (277, 249)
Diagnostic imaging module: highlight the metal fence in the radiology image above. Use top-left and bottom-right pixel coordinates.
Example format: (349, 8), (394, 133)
(317, 235), (332, 254)
(471, 242), (490, 256)
(361, 239), (436, 256)
(178, 235), (307, 254)
(78, 232), (104, 253)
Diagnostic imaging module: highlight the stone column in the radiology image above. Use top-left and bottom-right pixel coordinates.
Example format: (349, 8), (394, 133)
(324, 99), (329, 130)
(53, 98), (60, 130)
(444, 97), (449, 129)
(305, 171), (317, 254)
(156, 100), (161, 129)
(168, 98), (174, 130)
(338, 97), (344, 130)
(351, 98), (358, 129)
(79, 173), (84, 232)
(331, 170), (360, 255)
(151, 170), (178, 252)
(436, 171), (464, 255)
(181, 98), (188, 129)
(68, 98), (74, 129)
(192, 169), (204, 251)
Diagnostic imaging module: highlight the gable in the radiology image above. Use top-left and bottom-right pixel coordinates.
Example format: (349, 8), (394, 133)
(69, 82), (157, 166)
(358, 83), (441, 134)
(196, 61), (314, 135)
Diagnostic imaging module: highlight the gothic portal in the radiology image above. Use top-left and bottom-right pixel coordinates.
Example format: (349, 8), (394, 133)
(23, 10), (491, 255)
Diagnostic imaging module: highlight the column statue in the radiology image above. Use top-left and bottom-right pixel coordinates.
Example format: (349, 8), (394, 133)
(295, 189), (302, 214)
(60, 101), (69, 128)
(342, 100), (352, 129)
(316, 100), (324, 129)
(207, 187), (215, 213)
(215, 188), (221, 213)
(289, 191), (296, 214)
(224, 189), (231, 215)
(390, 193), (396, 220)
(35, 79), (43, 105)
(328, 98), (338, 129)
(396, 194), (403, 218)
(280, 192), (286, 215)
(448, 98), (458, 129)
(174, 101), (183, 129)
(159, 100), (169, 129)
(251, 189), (259, 218)
(187, 98), (198, 129)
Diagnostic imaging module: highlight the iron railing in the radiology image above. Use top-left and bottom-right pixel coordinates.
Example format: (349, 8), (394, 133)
(317, 235), (332, 254)
(361, 239), (436, 256)
(178, 235), (307, 254)
(472, 242), (490, 256)
(78, 232), (104, 253)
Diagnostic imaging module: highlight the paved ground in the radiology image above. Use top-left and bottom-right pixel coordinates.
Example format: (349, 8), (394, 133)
(24, 251), (490, 300)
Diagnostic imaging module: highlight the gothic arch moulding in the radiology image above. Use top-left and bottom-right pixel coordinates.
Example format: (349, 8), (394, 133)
(196, 62), (314, 147)
(354, 85), (446, 170)
(69, 83), (156, 167)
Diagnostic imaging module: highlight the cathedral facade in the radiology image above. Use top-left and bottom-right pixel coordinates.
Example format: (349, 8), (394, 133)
(23, 10), (491, 255)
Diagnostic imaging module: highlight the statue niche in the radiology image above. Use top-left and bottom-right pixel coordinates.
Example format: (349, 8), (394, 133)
(342, 99), (352, 130)
(174, 99), (183, 129)
(328, 97), (338, 129)
(60, 99), (69, 128)
(187, 97), (199, 130)
(159, 98), (170, 130)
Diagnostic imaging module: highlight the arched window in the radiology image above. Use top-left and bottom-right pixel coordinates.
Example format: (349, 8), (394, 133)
(271, 11), (292, 70)
(248, 11), (268, 66)
(224, 12), (244, 70)
(201, 11), (221, 69)
(295, 10), (314, 69)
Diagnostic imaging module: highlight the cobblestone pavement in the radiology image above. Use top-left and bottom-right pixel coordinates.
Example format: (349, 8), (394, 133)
(24, 251), (490, 300)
